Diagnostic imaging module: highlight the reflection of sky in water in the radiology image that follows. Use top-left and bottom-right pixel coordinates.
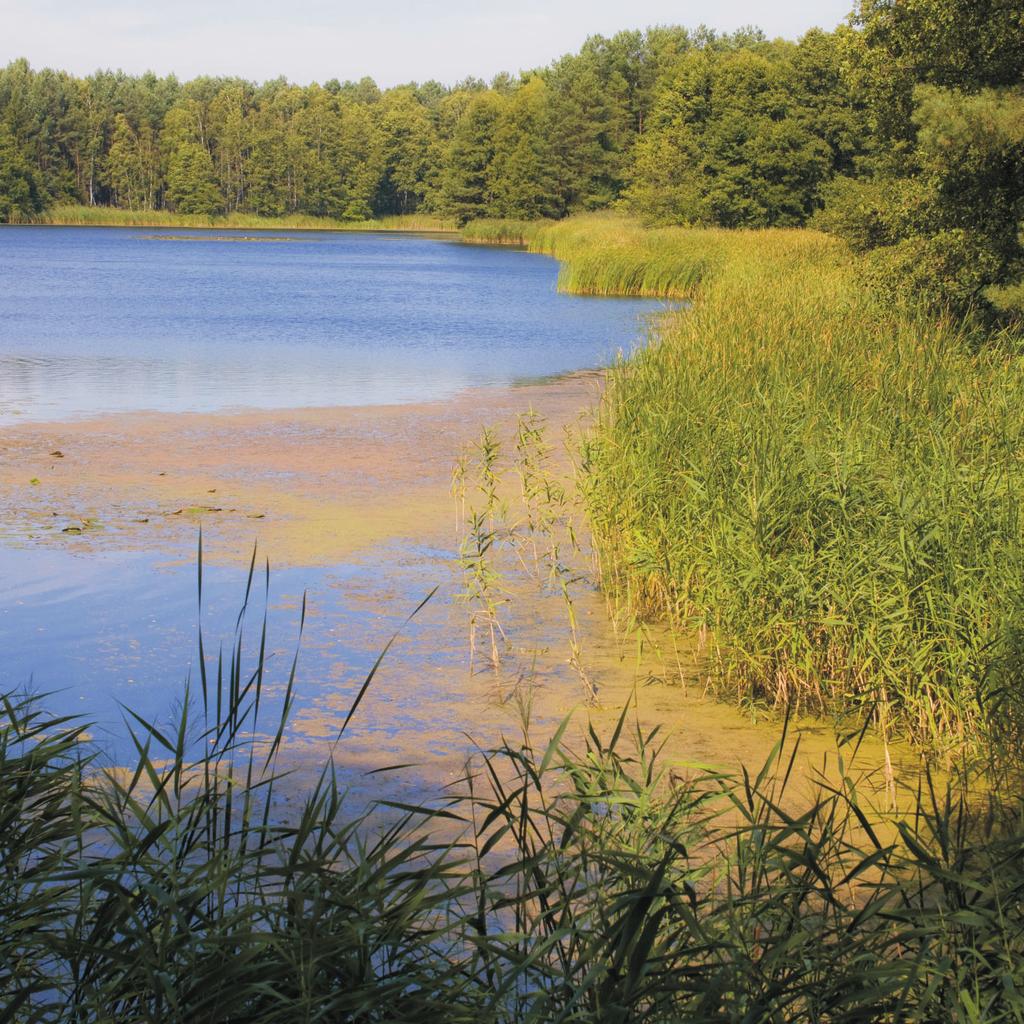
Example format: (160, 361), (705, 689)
(0, 542), (462, 762)
(0, 227), (662, 423)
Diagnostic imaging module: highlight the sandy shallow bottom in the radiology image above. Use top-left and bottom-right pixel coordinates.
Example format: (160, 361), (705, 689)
(0, 374), (921, 821)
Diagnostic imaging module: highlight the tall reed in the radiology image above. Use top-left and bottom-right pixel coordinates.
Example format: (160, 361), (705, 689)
(530, 216), (1024, 760)
(5, 639), (1024, 1020)
(455, 429), (512, 677)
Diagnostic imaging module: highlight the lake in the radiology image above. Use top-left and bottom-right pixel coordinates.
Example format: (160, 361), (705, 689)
(0, 226), (659, 423)
(0, 227), (660, 773)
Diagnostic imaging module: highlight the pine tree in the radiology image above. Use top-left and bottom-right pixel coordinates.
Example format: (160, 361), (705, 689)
(437, 92), (504, 224)
(0, 123), (40, 221)
(487, 79), (562, 219)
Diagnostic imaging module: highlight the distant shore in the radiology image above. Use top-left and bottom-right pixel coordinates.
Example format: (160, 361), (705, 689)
(18, 204), (458, 233)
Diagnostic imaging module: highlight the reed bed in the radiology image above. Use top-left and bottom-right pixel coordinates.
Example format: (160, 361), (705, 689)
(4, 604), (1024, 1021)
(461, 219), (550, 246)
(23, 205), (458, 232)
(464, 214), (747, 299)
(529, 216), (1024, 760)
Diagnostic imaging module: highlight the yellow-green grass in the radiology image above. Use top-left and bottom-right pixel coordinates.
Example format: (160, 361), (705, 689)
(464, 213), (754, 299)
(25, 204), (458, 232)
(508, 214), (1024, 758)
(461, 218), (551, 246)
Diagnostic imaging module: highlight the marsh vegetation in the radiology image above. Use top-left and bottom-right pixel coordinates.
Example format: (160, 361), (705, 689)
(9, 208), (1024, 1018)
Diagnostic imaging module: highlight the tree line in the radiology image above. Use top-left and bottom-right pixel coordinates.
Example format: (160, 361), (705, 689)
(1, 0), (1021, 321)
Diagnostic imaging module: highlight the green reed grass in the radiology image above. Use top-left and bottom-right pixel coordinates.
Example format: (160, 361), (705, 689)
(452, 417), (602, 704)
(23, 205), (457, 233)
(461, 219), (549, 246)
(492, 215), (1024, 762)
(464, 213), (725, 298)
(4, 580), (1024, 1022)
(455, 428), (512, 677)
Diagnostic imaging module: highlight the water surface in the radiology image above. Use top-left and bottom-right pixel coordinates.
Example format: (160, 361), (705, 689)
(0, 226), (660, 766)
(0, 226), (659, 423)
(0, 541), (460, 764)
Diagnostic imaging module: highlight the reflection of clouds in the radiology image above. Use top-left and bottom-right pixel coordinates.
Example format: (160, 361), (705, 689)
(0, 353), (474, 425)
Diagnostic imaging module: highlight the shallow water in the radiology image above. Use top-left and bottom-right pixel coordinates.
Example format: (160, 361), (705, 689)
(0, 531), (913, 813)
(0, 229), (910, 807)
(0, 539), (464, 764)
(0, 229), (653, 766)
(0, 226), (659, 423)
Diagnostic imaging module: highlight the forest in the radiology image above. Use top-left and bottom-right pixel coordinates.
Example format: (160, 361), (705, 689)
(1, 0), (1022, 323)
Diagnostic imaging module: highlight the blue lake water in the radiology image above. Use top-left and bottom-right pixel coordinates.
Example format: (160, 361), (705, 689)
(0, 226), (656, 768)
(0, 226), (660, 423)
(0, 540), (466, 765)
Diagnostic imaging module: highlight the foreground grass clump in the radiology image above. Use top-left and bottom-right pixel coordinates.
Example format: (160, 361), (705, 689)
(24, 204), (457, 232)
(3, 551), (1023, 1020)
(544, 216), (1024, 756)
(4, 662), (1024, 1021)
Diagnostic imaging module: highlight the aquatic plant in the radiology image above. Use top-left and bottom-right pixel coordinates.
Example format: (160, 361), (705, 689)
(455, 414), (600, 704)
(455, 428), (513, 679)
(463, 213), (719, 299)
(520, 216), (1024, 762)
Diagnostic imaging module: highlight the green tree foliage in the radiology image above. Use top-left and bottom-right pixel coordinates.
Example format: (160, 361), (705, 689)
(543, 44), (632, 211)
(337, 103), (386, 220)
(165, 140), (221, 214)
(1, 7), (1021, 324)
(437, 91), (505, 224)
(106, 112), (159, 210)
(487, 78), (561, 219)
(0, 122), (41, 221)
(159, 97), (221, 214)
(626, 41), (846, 227)
(0, 34), (850, 230)
(819, 0), (1024, 322)
(376, 88), (436, 214)
(207, 83), (249, 211)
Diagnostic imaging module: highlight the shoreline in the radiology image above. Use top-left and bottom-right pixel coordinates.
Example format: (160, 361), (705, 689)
(13, 207), (459, 234)
(0, 369), (607, 433)
(0, 373), (604, 567)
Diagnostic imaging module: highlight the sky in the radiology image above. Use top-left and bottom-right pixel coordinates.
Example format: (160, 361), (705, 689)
(0, 0), (855, 87)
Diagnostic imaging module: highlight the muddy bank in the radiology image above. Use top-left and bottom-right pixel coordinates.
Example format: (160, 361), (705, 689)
(0, 373), (600, 565)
